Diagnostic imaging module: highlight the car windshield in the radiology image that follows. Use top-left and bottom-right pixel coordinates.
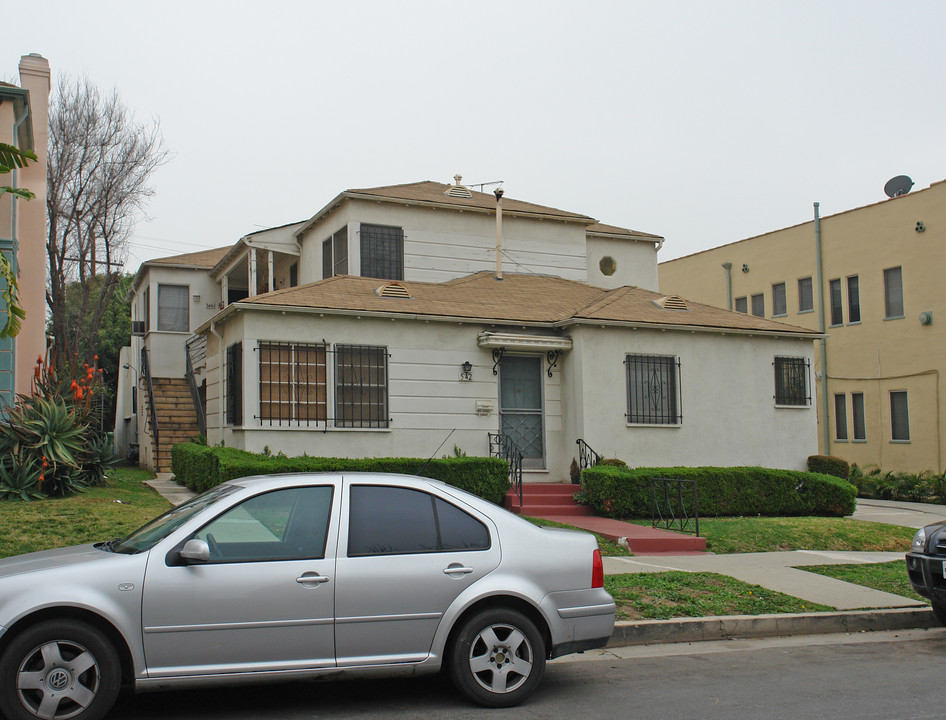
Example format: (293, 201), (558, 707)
(112, 484), (239, 554)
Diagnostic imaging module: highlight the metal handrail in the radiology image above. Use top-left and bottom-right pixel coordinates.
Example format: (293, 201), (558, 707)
(140, 347), (159, 469)
(576, 438), (601, 476)
(185, 335), (207, 437)
(650, 478), (700, 536)
(488, 432), (523, 505)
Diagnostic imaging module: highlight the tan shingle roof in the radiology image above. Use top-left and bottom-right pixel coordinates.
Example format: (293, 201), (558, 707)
(235, 271), (817, 336)
(146, 246), (232, 268)
(586, 222), (663, 241)
(345, 181), (595, 223)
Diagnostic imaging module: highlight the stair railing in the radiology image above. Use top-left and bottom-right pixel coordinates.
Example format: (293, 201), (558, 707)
(184, 334), (207, 438)
(140, 347), (159, 470)
(488, 432), (523, 505)
(575, 439), (601, 482)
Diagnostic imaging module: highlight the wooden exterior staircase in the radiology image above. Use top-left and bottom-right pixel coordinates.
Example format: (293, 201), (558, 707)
(144, 377), (201, 472)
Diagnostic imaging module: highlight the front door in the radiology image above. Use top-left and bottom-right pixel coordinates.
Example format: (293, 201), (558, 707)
(499, 355), (545, 469)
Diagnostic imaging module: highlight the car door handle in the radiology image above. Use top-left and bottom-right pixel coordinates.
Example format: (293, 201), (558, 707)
(443, 564), (474, 576)
(296, 572), (330, 587)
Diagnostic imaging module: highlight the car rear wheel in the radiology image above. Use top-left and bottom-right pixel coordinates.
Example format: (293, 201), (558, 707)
(448, 608), (546, 708)
(0, 620), (121, 720)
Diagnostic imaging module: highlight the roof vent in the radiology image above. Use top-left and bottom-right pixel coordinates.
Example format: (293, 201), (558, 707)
(445, 173), (473, 199)
(376, 282), (411, 299)
(653, 295), (688, 311)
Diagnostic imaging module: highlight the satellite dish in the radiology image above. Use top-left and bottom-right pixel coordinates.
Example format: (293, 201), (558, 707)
(884, 175), (914, 198)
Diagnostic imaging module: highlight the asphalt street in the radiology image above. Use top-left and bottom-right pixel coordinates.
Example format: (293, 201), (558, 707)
(108, 628), (946, 720)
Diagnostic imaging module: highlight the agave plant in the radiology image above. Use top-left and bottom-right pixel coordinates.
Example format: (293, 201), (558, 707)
(0, 395), (88, 496)
(0, 454), (43, 502)
(78, 431), (119, 486)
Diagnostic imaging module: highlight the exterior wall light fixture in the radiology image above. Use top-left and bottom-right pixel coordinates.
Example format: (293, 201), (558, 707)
(460, 361), (473, 382)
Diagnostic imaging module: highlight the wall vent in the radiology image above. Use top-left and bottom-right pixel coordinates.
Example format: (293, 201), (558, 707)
(376, 282), (411, 299)
(653, 295), (689, 311)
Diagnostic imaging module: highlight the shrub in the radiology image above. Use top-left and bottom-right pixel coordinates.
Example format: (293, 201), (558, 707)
(170, 444), (511, 505)
(580, 465), (856, 518)
(807, 455), (850, 480)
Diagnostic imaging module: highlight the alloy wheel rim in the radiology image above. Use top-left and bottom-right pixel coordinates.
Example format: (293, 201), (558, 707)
(468, 622), (534, 694)
(15, 639), (100, 720)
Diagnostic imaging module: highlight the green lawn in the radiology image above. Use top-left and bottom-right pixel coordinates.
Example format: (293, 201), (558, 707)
(0, 465), (171, 559)
(802, 561), (926, 604)
(605, 571), (834, 620)
(698, 516), (915, 554)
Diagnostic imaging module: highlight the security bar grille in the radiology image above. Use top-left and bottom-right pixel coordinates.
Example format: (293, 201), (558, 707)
(625, 354), (682, 424)
(254, 342), (389, 429)
(774, 356), (810, 406)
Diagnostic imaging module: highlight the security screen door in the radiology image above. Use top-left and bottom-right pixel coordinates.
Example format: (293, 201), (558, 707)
(499, 355), (545, 468)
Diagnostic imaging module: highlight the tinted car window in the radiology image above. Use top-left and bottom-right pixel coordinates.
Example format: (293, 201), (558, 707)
(436, 498), (489, 551)
(197, 486), (333, 563)
(348, 485), (489, 556)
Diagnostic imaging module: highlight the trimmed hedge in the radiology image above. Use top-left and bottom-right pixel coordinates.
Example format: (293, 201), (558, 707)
(170, 443), (511, 505)
(579, 465), (857, 518)
(807, 454), (850, 480)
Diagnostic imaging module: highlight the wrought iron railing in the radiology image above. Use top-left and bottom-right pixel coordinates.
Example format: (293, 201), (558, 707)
(140, 347), (159, 469)
(488, 432), (523, 505)
(576, 438), (601, 476)
(185, 335), (207, 438)
(651, 478), (699, 536)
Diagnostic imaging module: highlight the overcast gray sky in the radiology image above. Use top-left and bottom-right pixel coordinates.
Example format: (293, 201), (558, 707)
(9, 0), (945, 270)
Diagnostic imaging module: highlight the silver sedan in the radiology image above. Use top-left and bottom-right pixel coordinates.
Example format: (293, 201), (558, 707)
(0, 473), (615, 719)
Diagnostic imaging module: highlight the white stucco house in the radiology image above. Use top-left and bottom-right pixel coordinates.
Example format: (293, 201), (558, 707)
(118, 178), (821, 478)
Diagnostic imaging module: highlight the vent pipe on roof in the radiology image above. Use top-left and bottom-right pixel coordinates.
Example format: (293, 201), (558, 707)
(494, 187), (504, 281)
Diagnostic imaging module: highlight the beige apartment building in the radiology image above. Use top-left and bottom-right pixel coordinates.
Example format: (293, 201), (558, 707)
(660, 178), (946, 475)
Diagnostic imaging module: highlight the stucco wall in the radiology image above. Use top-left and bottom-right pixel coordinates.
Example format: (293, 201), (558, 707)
(204, 311), (569, 480)
(586, 235), (660, 291)
(659, 181), (946, 473)
(571, 325), (818, 470)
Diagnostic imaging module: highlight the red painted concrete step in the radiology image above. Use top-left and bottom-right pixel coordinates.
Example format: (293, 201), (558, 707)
(505, 483), (707, 554)
(504, 483), (593, 517)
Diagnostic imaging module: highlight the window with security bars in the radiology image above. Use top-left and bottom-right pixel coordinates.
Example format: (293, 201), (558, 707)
(259, 342), (327, 424)
(625, 354), (682, 424)
(360, 224), (403, 280)
(335, 345), (389, 428)
(774, 356), (810, 406)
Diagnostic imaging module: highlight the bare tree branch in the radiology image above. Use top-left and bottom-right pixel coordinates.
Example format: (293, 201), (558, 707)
(46, 76), (170, 369)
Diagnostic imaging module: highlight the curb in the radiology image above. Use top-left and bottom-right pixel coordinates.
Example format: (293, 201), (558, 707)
(607, 607), (938, 647)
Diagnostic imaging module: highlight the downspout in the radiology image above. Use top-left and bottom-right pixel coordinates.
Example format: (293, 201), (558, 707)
(721, 262), (733, 310)
(814, 202), (829, 454)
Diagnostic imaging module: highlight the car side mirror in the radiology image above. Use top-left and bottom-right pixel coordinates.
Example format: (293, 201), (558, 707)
(180, 538), (210, 564)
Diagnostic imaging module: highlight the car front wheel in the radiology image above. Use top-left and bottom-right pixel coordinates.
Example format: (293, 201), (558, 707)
(448, 608), (546, 708)
(0, 620), (121, 720)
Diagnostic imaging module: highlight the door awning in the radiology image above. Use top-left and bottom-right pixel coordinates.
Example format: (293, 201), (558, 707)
(477, 332), (573, 352)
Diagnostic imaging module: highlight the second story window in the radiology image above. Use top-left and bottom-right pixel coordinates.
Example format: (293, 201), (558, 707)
(734, 296), (747, 314)
(157, 284), (189, 332)
(884, 267), (904, 319)
(772, 282), (786, 317)
(751, 293), (764, 318)
(360, 224), (404, 280)
(798, 277), (813, 313)
(322, 227), (349, 279)
(847, 275), (861, 323)
(829, 278), (843, 326)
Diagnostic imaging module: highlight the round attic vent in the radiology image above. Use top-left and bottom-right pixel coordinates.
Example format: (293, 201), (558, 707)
(654, 295), (689, 311)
